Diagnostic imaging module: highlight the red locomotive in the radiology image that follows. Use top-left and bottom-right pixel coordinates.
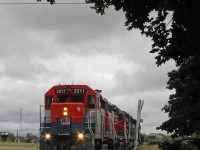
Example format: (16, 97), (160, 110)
(39, 84), (138, 150)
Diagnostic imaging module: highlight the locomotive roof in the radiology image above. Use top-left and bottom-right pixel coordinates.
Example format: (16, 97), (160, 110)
(45, 84), (96, 95)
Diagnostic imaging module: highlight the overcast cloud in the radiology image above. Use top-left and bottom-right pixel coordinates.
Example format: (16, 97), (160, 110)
(0, 0), (175, 136)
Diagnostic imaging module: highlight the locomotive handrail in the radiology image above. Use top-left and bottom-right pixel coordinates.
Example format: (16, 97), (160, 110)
(85, 115), (93, 135)
(111, 115), (117, 142)
(44, 115), (85, 121)
(100, 112), (105, 137)
(89, 111), (95, 137)
(39, 105), (44, 134)
(108, 115), (114, 138)
(89, 111), (95, 150)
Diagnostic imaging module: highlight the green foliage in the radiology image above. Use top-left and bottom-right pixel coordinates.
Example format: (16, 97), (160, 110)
(161, 134), (172, 143)
(161, 137), (200, 150)
(143, 134), (149, 142)
(8, 133), (15, 142)
(26, 133), (38, 139)
(90, 3), (109, 15)
(158, 56), (200, 136)
(37, 0), (55, 5)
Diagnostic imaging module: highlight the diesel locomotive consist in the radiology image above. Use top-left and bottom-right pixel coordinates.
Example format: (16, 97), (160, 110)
(39, 84), (139, 150)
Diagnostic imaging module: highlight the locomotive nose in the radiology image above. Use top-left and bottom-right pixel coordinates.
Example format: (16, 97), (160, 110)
(50, 103), (84, 123)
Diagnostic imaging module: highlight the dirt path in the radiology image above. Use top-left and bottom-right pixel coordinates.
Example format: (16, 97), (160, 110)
(0, 147), (37, 150)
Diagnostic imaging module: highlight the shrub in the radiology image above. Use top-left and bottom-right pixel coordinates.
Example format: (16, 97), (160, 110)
(161, 137), (200, 150)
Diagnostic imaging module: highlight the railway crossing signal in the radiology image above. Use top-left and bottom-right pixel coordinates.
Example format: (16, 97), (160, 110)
(134, 99), (144, 150)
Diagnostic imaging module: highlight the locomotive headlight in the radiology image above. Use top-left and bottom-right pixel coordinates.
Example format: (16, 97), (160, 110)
(63, 107), (68, 116)
(78, 133), (84, 140)
(45, 133), (51, 140)
(63, 111), (68, 116)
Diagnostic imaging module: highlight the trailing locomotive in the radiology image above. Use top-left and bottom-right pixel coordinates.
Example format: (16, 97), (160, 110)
(39, 84), (138, 150)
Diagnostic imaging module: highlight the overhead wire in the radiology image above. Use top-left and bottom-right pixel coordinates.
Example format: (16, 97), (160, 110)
(0, 2), (87, 5)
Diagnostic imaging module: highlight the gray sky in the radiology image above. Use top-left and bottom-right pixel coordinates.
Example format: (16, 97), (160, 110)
(0, 0), (175, 135)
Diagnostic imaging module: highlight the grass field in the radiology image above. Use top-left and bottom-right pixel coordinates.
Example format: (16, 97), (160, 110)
(0, 142), (38, 148)
(0, 142), (159, 150)
(138, 143), (160, 150)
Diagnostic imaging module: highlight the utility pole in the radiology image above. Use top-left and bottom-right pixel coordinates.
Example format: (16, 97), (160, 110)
(16, 130), (19, 143)
(134, 99), (144, 150)
(40, 105), (42, 133)
(19, 108), (23, 137)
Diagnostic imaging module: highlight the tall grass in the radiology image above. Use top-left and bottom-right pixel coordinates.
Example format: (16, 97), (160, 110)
(0, 142), (160, 150)
(0, 142), (38, 147)
(138, 143), (160, 150)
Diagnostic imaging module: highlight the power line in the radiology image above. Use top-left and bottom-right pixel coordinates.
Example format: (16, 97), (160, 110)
(0, 2), (87, 5)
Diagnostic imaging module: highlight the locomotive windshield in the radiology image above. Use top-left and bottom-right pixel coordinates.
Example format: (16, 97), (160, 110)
(57, 95), (69, 103)
(71, 95), (84, 102)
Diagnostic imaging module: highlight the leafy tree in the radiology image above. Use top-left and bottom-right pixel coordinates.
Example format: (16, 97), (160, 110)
(26, 132), (38, 141)
(39, 0), (200, 136)
(8, 133), (15, 142)
(160, 57), (200, 137)
(37, 0), (55, 5)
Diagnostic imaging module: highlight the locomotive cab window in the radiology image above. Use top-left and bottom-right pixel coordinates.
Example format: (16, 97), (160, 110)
(88, 95), (95, 108)
(46, 96), (53, 109)
(119, 114), (124, 121)
(100, 97), (105, 109)
(113, 106), (119, 116)
(71, 95), (84, 102)
(108, 104), (112, 113)
(105, 102), (112, 113)
(57, 95), (69, 103)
